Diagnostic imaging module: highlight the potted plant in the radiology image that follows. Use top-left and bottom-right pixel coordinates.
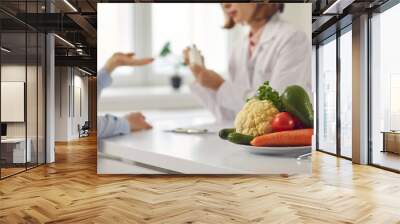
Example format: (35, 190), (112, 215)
(158, 42), (186, 90)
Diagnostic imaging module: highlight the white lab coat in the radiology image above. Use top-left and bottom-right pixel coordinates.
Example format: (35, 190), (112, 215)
(190, 14), (311, 122)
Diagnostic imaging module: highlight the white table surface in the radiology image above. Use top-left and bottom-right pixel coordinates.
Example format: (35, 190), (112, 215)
(98, 110), (312, 174)
(1, 138), (26, 143)
(1, 137), (32, 163)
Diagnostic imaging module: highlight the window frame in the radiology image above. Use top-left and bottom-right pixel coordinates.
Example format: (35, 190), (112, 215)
(315, 23), (353, 161)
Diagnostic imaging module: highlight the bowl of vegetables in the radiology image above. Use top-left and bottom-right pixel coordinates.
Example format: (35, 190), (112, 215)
(219, 82), (313, 154)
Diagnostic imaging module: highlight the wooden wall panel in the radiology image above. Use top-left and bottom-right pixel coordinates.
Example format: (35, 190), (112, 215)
(88, 77), (97, 132)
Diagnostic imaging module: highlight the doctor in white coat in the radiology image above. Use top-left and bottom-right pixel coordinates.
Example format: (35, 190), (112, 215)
(184, 3), (311, 122)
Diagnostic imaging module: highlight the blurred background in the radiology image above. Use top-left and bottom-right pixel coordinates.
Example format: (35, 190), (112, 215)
(97, 3), (311, 113)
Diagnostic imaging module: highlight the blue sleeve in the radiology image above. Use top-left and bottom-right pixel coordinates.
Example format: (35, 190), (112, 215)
(97, 67), (113, 99)
(97, 67), (130, 138)
(97, 114), (130, 139)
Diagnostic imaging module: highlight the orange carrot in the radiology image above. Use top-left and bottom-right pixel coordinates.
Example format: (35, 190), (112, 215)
(251, 129), (313, 147)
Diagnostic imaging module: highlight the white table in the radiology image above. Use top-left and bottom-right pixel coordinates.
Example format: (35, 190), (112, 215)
(1, 138), (31, 163)
(98, 110), (311, 174)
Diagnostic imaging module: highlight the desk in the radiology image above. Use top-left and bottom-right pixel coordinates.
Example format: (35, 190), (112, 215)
(98, 110), (311, 174)
(1, 138), (31, 164)
(381, 131), (400, 154)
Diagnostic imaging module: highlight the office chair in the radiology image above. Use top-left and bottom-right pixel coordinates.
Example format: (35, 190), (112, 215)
(78, 121), (90, 138)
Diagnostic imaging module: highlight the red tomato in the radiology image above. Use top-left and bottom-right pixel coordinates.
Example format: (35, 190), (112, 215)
(271, 112), (295, 132)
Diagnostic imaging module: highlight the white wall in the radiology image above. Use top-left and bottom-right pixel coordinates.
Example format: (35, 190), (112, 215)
(72, 74), (89, 138)
(55, 67), (89, 141)
(55, 67), (69, 141)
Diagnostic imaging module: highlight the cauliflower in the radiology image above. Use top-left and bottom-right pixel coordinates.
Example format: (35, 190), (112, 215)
(234, 98), (279, 136)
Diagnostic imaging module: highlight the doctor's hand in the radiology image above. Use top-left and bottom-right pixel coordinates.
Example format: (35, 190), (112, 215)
(182, 47), (205, 66)
(183, 47), (190, 65)
(105, 52), (154, 74)
(190, 64), (225, 91)
(124, 112), (152, 132)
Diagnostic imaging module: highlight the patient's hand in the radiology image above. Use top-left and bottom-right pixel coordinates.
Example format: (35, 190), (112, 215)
(124, 112), (152, 132)
(105, 53), (154, 74)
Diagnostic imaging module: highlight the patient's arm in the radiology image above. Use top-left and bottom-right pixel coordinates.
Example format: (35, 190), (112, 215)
(98, 114), (130, 139)
(97, 53), (154, 138)
(98, 112), (152, 139)
(104, 52), (154, 74)
(98, 53), (154, 98)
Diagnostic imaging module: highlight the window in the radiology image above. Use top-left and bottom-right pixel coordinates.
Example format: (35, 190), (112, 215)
(98, 3), (229, 87)
(316, 27), (352, 159)
(339, 29), (352, 158)
(151, 3), (228, 78)
(317, 37), (337, 154)
(370, 3), (400, 171)
(97, 4), (136, 78)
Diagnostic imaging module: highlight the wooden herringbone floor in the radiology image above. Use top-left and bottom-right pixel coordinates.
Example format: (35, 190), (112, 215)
(1, 135), (400, 224)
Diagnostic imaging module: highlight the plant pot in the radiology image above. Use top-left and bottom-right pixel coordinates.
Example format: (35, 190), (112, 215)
(170, 75), (182, 90)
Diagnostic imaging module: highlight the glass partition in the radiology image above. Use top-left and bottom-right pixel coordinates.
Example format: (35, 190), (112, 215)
(26, 0), (44, 169)
(1, 30), (28, 177)
(0, 1), (46, 179)
(317, 36), (337, 154)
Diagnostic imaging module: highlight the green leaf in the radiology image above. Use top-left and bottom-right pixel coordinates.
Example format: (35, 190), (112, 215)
(253, 81), (283, 111)
(159, 42), (171, 57)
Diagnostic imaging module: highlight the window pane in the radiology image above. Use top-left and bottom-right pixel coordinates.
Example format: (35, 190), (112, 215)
(152, 3), (228, 77)
(97, 4), (135, 76)
(371, 4), (400, 171)
(340, 30), (352, 158)
(318, 38), (337, 154)
(98, 3), (229, 86)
